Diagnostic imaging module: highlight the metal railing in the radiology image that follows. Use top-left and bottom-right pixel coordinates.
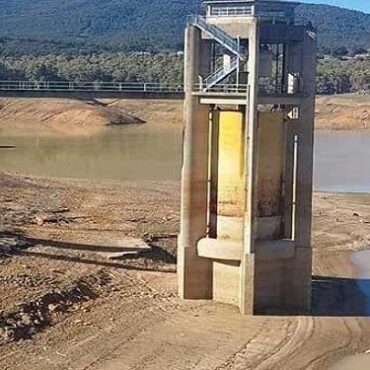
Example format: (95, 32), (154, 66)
(204, 57), (239, 88)
(0, 80), (302, 97)
(209, 6), (253, 17)
(0, 81), (185, 93)
(193, 83), (248, 94)
(258, 82), (303, 95)
(188, 15), (244, 59)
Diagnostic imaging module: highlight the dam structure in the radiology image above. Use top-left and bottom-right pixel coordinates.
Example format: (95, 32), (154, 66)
(178, 0), (316, 314)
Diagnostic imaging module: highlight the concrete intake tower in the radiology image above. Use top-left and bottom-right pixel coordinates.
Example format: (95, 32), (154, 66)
(178, 0), (316, 314)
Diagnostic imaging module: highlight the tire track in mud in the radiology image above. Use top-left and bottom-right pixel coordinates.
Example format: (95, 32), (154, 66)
(215, 319), (296, 370)
(254, 317), (316, 369)
(78, 301), (214, 370)
(302, 318), (363, 370)
(215, 317), (315, 370)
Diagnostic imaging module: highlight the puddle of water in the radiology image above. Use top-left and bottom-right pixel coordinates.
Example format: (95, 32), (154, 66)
(351, 250), (370, 314)
(0, 125), (182, 181)
(314, 130), (370, 193)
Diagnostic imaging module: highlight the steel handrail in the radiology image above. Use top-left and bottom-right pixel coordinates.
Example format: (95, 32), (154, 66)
(193, 83), (248, 94)
(0, 81), (185, 93)
(188, 15), (244, 59)
(209, 6), (253, 17)
(204, 57), (239, 89)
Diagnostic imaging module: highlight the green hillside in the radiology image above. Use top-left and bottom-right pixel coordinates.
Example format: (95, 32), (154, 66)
(0, 0), (370, 55)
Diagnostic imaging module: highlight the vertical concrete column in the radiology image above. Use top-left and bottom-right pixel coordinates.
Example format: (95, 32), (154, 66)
(295, 28), (316, 248)
(284, 28), (316, 313)
(240, 19), (259, 315)
(178, 25), (213, 299)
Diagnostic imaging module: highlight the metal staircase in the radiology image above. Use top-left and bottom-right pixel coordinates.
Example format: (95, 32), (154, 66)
(188, 15), (245, 91)
(204, 57), (239, 88)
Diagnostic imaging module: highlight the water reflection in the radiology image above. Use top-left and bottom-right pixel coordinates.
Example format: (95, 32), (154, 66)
(1, 129), (370, 190)
(314, 130), (370, 193)
(0, 125), (182, 181)
(351, 250), (370, 314)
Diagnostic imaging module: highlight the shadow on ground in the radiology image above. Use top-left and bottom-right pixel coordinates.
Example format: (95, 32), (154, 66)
(2, 230), (177, 273)
(312, 275), (370, 317)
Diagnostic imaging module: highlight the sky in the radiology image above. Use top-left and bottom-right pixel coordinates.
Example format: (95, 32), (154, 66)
(297, 0), (370, 13)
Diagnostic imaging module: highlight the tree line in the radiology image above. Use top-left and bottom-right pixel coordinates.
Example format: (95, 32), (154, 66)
(316, 57), (370, 94)
(0, 54), (184, 84)
(1, 53), (370, 95)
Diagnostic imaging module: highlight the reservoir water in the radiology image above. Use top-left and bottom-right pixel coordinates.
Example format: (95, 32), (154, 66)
(1, 127), (370, 193)
(0, 125), (183, 181)
(314, 130), (370, 193)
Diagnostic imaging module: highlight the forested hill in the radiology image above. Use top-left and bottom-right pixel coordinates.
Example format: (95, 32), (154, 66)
(0, 0), (370, 55)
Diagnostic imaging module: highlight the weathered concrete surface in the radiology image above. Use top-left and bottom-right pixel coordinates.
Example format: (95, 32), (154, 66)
(178, 25), (212, 300)
(179, 7), (315, 314)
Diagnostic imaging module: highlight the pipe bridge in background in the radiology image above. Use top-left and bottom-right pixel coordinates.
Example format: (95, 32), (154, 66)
(0, 81), (186, 100)
(0, 80), (303, 102)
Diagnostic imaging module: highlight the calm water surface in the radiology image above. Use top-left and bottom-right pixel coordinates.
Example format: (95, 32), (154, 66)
(314, 130), (370, 193)
(0, 125), (182, 181)
(0, 128), (370, 192)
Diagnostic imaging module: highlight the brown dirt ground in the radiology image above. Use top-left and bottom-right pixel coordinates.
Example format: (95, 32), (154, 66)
(315, 94), (370, 130)
(0, 99), (182, 137)
(0, 173), (370, 370)
(2, 94), (370, 137)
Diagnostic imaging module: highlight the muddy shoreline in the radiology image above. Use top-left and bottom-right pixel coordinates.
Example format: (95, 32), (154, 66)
(0, 172), (370, 369)
(1, 95), (370, 139)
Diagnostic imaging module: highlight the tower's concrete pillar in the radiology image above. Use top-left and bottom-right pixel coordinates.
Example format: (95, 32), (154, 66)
(178, 25), (213, 299)
(240, 19), (259, 315)
(285, 28), (316, 313)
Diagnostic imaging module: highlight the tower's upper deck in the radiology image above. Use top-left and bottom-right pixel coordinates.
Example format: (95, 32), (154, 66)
(204, 0), (300, 24)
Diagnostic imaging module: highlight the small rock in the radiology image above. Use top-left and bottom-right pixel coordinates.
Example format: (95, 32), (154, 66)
(20, 313), (32, 326)
(48, 304), (58, 312)
(34, 213), (59, 225)
(51, 269), (65, 274)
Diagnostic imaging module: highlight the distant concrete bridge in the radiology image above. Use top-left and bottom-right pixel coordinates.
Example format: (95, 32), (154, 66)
(0, 81), (185, 100)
